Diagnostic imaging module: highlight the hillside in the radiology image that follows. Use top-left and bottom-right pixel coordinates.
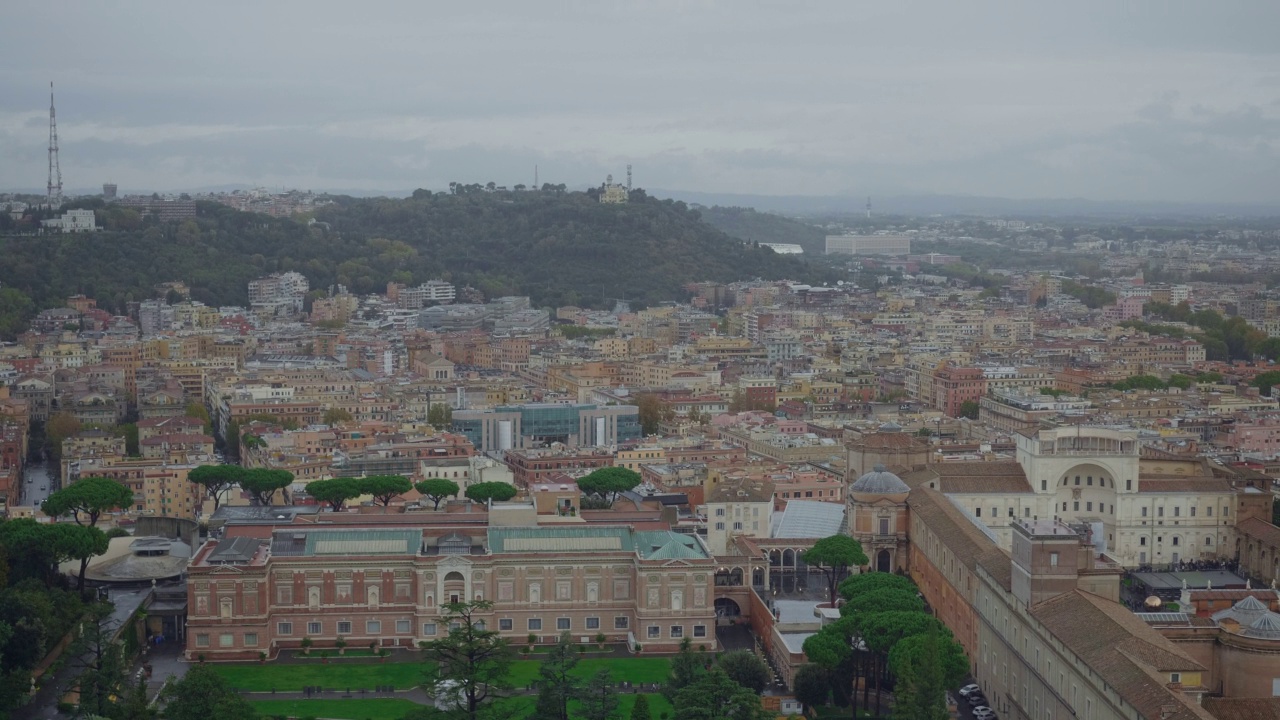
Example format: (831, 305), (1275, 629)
(0, 189), (830, 331)
(695, 206), (828, 255)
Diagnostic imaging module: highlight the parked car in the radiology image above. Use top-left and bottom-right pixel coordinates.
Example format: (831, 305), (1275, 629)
(968, 694), (987, 706)
(973, 707), (996, 720)
(959, 684), (981, 697)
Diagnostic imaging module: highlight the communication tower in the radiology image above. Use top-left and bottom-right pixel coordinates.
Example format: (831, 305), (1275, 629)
(47, 82), (63, 209)
(866, 196), (871, 219)
(626, 164), (632, 191)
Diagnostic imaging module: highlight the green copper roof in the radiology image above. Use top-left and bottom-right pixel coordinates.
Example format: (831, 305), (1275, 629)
(634, 531), (708, 560)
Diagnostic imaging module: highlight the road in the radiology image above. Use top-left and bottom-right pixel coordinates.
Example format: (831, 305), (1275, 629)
(17, 458), (55, 507)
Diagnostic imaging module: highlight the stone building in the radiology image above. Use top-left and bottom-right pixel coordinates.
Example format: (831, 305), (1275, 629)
(185, 523), (716, 661)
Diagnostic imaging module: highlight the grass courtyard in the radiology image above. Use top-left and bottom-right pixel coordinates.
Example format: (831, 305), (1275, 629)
(249, 693), (673, 720)
(215, 656), (672, 692)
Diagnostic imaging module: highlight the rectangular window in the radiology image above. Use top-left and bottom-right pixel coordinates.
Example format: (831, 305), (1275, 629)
(219, 633), (234, 648)
(1174, 507), (1180, 517)
(244, 633), (258, 647)
(500, 619), (514, 631)
(1225, 506), (1230, 516)
(647, 625), (660, 639)
(671, 625), (683, 638)
(422, 623), (437, 636)
(307, 622), (322, 635)
(1073, 501), (1079, 511)
(367, 620), (381, 634)
(1086, 502), (1092, 511)
(196, 634), (209, 647)
(1158, 507), (1164, 517)
(1141, 507), (1148, 517)
(396, 620), (411, 634)
(975, 507), (982, 517)
(615, 616), (629, 629)
(528, 618), (543, 631)
(1126, 479), (1132, 491)
(337, 621), (352, 635)
(733, 522), (742, 531)
(715, 508), (725, 517)
(557, 618), (571, 631)
(1190, 507), (1196, 517)
(715, 522), (724, 530)
(586, 617), (600, 630)
(1207, 506), (1213, 516)
(277, 622), (293, 636)
(1049, 552), (1059, 567)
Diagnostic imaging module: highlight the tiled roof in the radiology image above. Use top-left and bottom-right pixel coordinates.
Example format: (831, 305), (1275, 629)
(903, 462), (1032, 494)
(1031, 591), (1211, 720)
(1202, 699), (1280, 720)
(1238, 517), (1280, 548)
(853, 432), (925, 450)
(906, 487), (1012, 590)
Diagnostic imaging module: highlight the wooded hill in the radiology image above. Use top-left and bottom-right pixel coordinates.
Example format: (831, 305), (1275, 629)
(695, 206), (829, 255)
(0, 189), (834, 330)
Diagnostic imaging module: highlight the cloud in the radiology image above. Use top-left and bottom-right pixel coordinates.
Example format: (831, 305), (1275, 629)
(0, 1), (1278, 204)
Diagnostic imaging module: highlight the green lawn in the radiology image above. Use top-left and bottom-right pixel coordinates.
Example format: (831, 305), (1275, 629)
(507, 657), (671, 686)
(249, 698), (421, 720)
(247, 694), (671, 720)
(494, 693), (673, 717)
(215, 656), (670, 692)
(215, 662), (427, 692)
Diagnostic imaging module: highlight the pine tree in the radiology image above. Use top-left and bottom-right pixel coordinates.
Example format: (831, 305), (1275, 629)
(630, 693), (652, 720)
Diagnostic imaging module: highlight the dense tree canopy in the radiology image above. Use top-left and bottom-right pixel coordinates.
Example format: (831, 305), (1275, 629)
(306, 477), (363, 511)
(239, 468), (294, 505)
(160, 664), (258, 720)
(0, 192), (834, 315)
(359, 474), (413, 507)
(41, 477), (134, 527)
(465, 482), (517, 504)
(187, 464), (246, 512)
(804, 536), (869, 606)
(415, 478), (460, 510)
(577, 467), (642, 507)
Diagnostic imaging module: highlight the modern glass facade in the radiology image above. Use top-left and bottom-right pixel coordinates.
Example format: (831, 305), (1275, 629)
(452, 403), (641, 451)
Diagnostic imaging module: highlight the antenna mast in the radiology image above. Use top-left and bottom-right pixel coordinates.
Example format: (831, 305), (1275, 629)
(534, 165), (539, 189)
(865, 196), (871, 219)
(47, 82), (63, 209)
(626, 164), (632, 191)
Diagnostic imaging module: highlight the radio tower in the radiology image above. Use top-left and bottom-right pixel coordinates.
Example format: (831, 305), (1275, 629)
(47, 82), (63, 209)
(626, 164), (632, 191)
(865, 196), (871, 219)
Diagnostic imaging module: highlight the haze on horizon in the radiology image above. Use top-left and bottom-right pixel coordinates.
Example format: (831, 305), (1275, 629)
(1, 1), (1277, 205)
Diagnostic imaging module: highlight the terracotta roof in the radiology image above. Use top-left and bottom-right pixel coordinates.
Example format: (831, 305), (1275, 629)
(1238, 517), (1280, 548)
(906, 487), (1012, 590)
(1186, 589), (1278, 604)
(1031, 591), (1212, 720)
(902, 462), (1032, 494)
(852, 432), (925, 450)
(1202, 698), (1280, 720)
(1136, 478), (1232, 493)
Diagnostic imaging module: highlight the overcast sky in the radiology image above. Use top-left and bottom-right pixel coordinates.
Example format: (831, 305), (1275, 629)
(2, 1), (1278, 204)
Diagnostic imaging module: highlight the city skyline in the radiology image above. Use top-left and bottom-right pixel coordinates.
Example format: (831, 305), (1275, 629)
(1, 1), (1278, 205)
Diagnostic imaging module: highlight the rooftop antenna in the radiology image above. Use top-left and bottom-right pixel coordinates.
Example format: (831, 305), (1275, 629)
(626, 164), (632, 191)
(47, 82), (63, 209)
(865, 196), (871, 219)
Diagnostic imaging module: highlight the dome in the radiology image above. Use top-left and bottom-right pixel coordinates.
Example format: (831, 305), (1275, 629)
(851, 464), (910, 494)
(1243, 612), (1280, 640)
(1212, 595), (1271, 624)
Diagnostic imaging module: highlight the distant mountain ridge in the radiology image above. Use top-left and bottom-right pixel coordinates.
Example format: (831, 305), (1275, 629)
(652, 189), (1280, 219)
